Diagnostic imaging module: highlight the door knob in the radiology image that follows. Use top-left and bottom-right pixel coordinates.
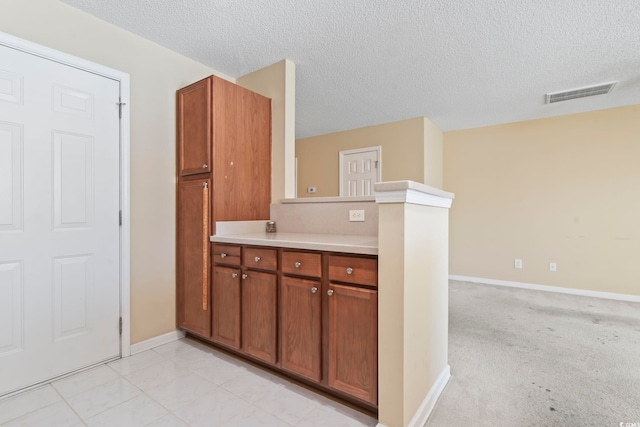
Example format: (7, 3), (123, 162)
(327, 289), (334, 296)
(311, 287), (318, 294)
(231, 273), (238, 278)
(346, 267), (353, 275)
(242, 274), (248, 280)
(254, 256), (261, 262)
(294, 262), (301, 268)
(220, 253), (227, 258)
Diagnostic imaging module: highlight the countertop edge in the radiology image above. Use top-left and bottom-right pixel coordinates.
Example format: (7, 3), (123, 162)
(210, 234), (378, 255)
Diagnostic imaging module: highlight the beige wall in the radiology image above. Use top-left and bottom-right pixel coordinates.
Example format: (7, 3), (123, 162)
(445, 105), (640, 296)
(378, 201), (450, 427)
(237, 60), (296, 201)
(0, 0), (232, 343)
(296, 118), (425, 197)
(423, 118), (443, 189)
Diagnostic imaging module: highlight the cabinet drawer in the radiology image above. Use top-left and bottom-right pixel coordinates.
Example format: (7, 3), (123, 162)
(281, 251), (322, 278)
(212, 244), (241, 265)
(244, 247), (277, 271)
(328, 255), (378, 287)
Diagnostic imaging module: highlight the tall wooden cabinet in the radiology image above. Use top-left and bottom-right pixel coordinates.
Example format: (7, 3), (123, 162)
(176, 75), (271, 338)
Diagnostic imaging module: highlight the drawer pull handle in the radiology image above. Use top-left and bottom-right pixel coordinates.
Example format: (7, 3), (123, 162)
(346, 267), (353, 275)
(203, 164), (208, 169)
(294, 262), (301, 268)
(254, 256), (261, 262)
(242, 274), (248, 280)
(220, 253), (227, 258)
(311, 287), (318, 294)
(231, 273), (238, 279)
(327, 289), (334, 296)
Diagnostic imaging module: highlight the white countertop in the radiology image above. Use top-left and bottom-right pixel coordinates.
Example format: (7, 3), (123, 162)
(210, 232), (378, 255)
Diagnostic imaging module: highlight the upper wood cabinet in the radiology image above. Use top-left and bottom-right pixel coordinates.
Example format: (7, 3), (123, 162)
(177, 78), (211, 177)
(176, 178), (211, 338)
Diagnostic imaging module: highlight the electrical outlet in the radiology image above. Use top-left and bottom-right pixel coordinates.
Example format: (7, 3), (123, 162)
(549, 262), (557, 272)
(307, 186), (316, 194)
(514, 259), (523, 269)
(349, 210), (365, 222)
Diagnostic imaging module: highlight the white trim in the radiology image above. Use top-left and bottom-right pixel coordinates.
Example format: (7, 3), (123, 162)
(375, 188), (453, 208)
(450, 275), (640, 303)
(339, 145), (382, 197)
(375, 365), (451, 427)
(130, 330), (187, 355)
(0, 31), (132, 356)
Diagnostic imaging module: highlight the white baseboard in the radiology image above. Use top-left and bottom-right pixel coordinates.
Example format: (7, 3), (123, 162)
(376, 365), (451, 427)
(450, 275), (640, 303)
(130, 329), (186, 355)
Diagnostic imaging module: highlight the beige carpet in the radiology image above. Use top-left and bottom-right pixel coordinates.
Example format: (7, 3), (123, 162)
(427, 281), (640, 427)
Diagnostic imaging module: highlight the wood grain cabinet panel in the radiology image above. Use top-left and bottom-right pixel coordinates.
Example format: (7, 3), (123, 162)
(327, 283), (378, 405)
(329, 255), (378, 287)
(211, 266), (241, 350)
(177, 78), (211, 177)
(281, 251), (322, 278)
(243, 247), (277, 271)
(176, 178), (211, 337)
(212, 244), (241, 266)
(280, 276), (322, 381)
(242, 270), (278, 364)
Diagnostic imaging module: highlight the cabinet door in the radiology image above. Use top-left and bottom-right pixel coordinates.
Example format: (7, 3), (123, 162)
(235, 85), (271, 221)
(327, 284), (378, 405)
(177, 78), (211, 176)
(280, 277), (322, 381)
(176, 179), (211, 337)
(242, 270), (277, 364)
(211, 266), (241, 350)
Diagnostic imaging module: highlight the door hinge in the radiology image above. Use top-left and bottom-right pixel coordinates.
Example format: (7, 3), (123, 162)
(374, 160), (379, 168)
(119, 210), (122, 226)
(119, 317), (123, 335)
(117, 98), (127, 119)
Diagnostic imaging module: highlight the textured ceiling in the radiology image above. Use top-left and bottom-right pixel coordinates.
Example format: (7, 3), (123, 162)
(61, 0), (640, 138)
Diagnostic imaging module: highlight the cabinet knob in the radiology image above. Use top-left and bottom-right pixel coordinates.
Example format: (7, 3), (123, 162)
(231, 273), (238, 278)
(254, 256), (261, 262)
(311, 287), (318, 294)
(346, 267), (353, 275)
(294, 262), (301, 268)
(203, 164), (208, 169)
(327, 289), (334, 296)
(220, 253), (227, 258)
(242, 274), (248, 280)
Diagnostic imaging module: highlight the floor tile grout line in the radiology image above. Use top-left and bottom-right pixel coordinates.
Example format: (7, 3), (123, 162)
(0, 385), (64, 426)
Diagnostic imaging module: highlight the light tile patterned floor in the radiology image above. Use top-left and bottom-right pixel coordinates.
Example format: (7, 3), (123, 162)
(0, 338), (378, 427)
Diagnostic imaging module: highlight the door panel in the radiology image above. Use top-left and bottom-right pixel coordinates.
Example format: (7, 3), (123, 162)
(327, 284), (378, 405)
(242, 270), (277, 364)
(177, 78), (211, 176)
(177, 178), (211, 338)
(0, 44), (121, 396)
(341, 148), (380, 197)
(280, 276), (322, 381)
(211, 266), (241, 350)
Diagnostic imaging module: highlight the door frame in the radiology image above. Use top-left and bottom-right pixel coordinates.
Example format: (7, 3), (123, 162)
(0, 31), (132, 357)
(338, 145), (382, 197)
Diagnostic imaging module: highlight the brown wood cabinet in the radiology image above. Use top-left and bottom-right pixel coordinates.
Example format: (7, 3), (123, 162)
(280, 276), (322, 381)
(211, 265), (241, 350)
(176, 75), (271, 338)
(327, 283), (378, 405)
(176, 178), (211, 338)
(242, 270), (278, 364)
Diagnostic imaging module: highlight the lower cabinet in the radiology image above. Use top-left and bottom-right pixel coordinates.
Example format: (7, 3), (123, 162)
(280, 276), (322, 381)
(211, 266), (241, 350)
(242, 270), (278, 364)
(206, 244), (378, 408)
(327, 283), (378, 405)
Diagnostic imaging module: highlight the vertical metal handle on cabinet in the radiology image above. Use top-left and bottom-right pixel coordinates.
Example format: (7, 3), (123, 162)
(202, 182), (209, 310)
(327, 289), (334, 296)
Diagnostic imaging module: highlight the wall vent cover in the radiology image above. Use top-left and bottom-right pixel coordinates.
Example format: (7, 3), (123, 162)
(545, 82), (617, 104)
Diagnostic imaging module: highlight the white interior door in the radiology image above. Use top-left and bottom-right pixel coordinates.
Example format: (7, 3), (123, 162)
(340, 146), (381, 197)
(0, 44), (121, 396)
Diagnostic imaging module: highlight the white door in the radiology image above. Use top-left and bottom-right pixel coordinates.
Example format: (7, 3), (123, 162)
(0, 44), (121, 396)
(340, 146), (381, 197)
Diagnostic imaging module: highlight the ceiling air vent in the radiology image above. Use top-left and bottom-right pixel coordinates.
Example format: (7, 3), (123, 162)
(545, 82), (617, 104)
